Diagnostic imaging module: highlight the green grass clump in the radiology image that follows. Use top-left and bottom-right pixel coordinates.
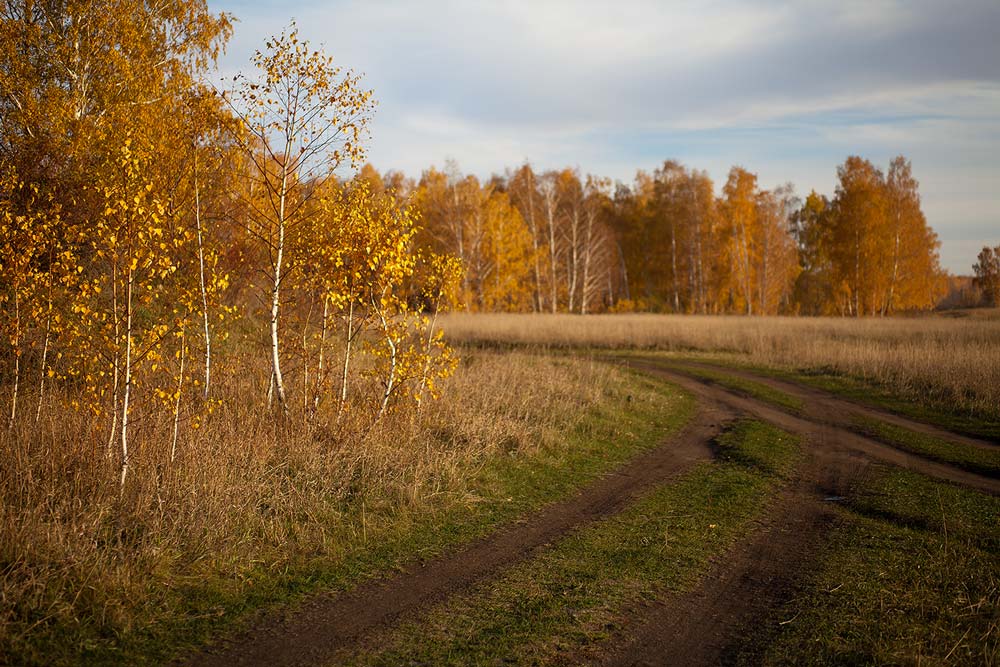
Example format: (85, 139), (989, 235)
(675, 364), (805, 415)
(341, 420), (800, 666)
(852, 415), (1000, 478)
(754, 467), (1000, 666)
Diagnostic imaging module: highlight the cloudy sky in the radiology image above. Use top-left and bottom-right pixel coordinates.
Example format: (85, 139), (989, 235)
(210, 0), (1000, 274)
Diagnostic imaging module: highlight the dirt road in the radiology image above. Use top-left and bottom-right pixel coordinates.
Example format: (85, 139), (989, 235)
(184, 358), (994, 667)
(598, 359), (998, 666)
(186, 401), (731, 667)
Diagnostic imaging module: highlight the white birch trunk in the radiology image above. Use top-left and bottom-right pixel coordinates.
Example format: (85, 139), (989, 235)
(35, 293), (52, 424)
(8, 292), (19, 430)
(313, 295), (329, 413)
(107, 271), (120, 458)
(170, 330), (186, 463)
(417, 301), (441, 408)
(270, 163), (289, 412)
(374, 292), (397, 421)
(339, 297), (355, 416)
(120, 262), (134, 488)
(194, 157), (211, 399)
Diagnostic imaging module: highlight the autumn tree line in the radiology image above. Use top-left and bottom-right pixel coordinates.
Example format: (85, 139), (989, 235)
(372, 155), (947, 317)
(1, 3), (461, 485)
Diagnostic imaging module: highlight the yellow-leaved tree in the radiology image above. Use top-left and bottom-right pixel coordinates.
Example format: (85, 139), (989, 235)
(223, 23), (376, 414)
(0, 168), (68, 430)
(335, 181), (459, 421)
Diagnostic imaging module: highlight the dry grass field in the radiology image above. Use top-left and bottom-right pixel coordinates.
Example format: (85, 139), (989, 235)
(441, 312), (1000, 418)
(4, 312), (999, 665)
(1, 348), (677, 664)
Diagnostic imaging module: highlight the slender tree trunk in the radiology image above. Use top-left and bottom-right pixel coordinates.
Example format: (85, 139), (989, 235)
(374, 291), (397, 421)
(581, 210), (595, 315)
(107, 270), (120, 458)
(606, 264), (614, 309)
(301, 297), (314, 418)
(35, 294), (51, 423)
(417, 298), (440, 408)
(451, 185), (470, 304)
(567, 209), (580, 313)
(120, 262), (134, 488)
(695, 215), (705, 313)
(194, 157), (211, 399)
(854, 229), (862, 317)
(313, 295), (329, 412)
(670, 222), (679, 312)
(529, 217), (543, 312)
(616, 238), (630, 302)
(339, 297), (355, 415)
(270, 165), (289, 412)
(545, 195), (559, 313)
(521, 171), (544, 312)
(737, 220), (752, 315)
(8, 292), (19, 430)
(884, 226), (901, 316)
(170, 329), (186, 463)
(760, 230), (770, 315)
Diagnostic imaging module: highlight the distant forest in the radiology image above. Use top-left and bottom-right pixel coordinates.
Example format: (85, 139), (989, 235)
(0, 0), (976, 332)
(363, 155), (950, 316)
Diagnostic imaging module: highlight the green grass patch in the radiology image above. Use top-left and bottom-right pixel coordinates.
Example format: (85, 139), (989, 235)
(737, 363), (1000, 443)
(661, 361), (805, 415)
(616, 349), (1000, 442)
(339, 420), (800, 666)
(852, 414), (1000, 478)
(749, 467), (1000, 666)
(29, 361), (695, 667)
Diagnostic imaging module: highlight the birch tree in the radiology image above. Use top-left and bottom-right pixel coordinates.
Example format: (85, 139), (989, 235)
(974, 245), (1000, 306)
(224, 23), (375, 413)
(507, 164), (546, 312)
(721, 167), (759, 314)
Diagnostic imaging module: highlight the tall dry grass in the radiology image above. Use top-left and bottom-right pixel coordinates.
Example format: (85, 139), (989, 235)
(441, 312), (1000, 418)
(0, 348), (641, 662)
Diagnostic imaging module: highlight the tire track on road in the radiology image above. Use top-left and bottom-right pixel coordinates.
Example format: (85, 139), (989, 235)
(184, 401), (729, 667)
(600, 360), (996, 667)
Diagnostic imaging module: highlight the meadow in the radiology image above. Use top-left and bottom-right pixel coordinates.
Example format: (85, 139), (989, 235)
(0, 341), (684, 664)
(442, 311), (1000, 419)
(3, 311), (998, 665)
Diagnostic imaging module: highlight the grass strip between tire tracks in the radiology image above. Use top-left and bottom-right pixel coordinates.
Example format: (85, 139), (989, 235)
(850, 414), (1000, 478)
(338, 419), (801, 666)
(751, 466), (1000, 666)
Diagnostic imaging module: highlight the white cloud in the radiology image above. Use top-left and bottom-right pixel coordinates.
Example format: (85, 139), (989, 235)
(209, 0), (1000, 273)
